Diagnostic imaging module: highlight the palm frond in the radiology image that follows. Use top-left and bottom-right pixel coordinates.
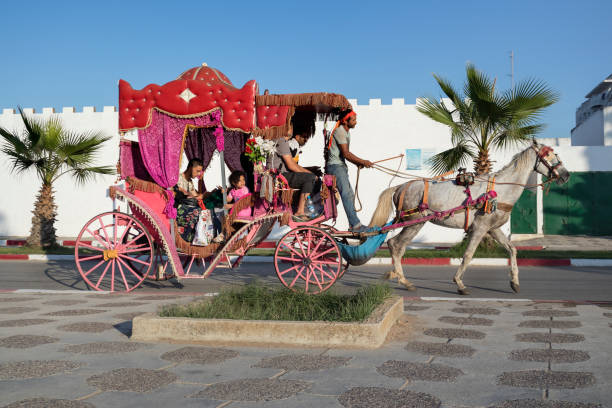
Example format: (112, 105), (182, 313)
(69, 166), (116, 185)
(18, 107), (43, 148)
(503, 78), (559, 122)
(0, 148), (36, 173)
(464, 64), (495, 102)
(59, 130), (111, 166)
(432, 74), (462, 105)
(493, 124), (545, 150)
(40, 115), (64, 153)
(0, 125), (30, 156)
(427, 143), (475, 176)
(416, 97), (460, 131)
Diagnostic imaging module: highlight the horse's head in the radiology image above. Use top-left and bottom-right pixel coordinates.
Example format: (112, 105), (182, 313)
(531, 140), (570, 184)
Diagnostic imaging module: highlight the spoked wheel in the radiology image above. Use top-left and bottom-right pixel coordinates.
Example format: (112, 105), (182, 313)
(74, 211), (154, 292)
(124, 242), (173, 281)
(274, 226), (342, 294)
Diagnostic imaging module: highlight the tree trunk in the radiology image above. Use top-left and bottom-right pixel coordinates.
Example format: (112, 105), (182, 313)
(473, 149), (492, 175)
(26, 184), (57, 248)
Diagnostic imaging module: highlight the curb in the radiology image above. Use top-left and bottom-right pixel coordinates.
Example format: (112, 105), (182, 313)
(0, 239), (90, 247)
(2, 253), (612, 267)
(0, 254), (75, 261)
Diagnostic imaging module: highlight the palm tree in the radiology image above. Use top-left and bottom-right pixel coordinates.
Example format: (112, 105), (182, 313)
(0, 108), (115, 247)
(417, 64), (559, 175)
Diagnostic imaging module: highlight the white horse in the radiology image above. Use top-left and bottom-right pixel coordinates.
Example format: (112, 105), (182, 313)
(368, 141), (570, 295)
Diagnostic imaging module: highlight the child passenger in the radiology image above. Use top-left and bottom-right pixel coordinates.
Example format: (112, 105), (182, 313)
(225, 170), (251, 217)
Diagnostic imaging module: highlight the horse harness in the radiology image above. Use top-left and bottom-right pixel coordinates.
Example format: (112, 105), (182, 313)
(395, 170), (514, 232)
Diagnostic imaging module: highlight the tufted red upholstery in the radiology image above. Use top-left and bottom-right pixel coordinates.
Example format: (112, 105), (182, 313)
(119, 66), (257, 132)
(256, 105), (290, 129)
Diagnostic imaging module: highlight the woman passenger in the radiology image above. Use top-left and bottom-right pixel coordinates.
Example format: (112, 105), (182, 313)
(174, 158), (203, 242)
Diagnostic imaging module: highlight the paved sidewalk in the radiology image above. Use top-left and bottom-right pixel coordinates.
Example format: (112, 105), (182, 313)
(0, 292), (609, 407)
(408, 235), (612, 252)
(511, 235), (612, 251)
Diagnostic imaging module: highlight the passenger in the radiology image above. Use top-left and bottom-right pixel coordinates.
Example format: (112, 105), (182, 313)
(268, 132), (318, 222)
(174, 158), (203, 242)
(325, 110), (374, 233)
(225, 170), (251, 217)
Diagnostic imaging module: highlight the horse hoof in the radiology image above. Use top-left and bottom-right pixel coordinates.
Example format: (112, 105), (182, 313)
(510, 281), (520, 293)
(403, 284), (417, 291)
(457, 288), (470, 296)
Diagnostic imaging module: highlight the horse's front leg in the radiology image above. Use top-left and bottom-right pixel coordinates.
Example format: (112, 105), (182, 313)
(385, 225), (422, 291)
(489, 228), (520, 293)
(454, 223), (489, 295)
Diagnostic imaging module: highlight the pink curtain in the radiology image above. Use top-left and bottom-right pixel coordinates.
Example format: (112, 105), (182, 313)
(138, 109), (223, 218)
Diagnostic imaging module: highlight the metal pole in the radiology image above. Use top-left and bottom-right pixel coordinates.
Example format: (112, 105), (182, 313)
(220, 150), (228, 215)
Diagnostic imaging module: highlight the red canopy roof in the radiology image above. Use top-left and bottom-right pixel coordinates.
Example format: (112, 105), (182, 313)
(119, 63), (257, 132)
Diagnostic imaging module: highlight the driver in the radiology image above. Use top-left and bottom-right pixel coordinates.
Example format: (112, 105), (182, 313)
(268, 132), (318, 222)
(325, 110), (374, 233)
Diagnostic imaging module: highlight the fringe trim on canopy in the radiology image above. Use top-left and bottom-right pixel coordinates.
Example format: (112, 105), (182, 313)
(281, 189), (294, 206)
(252, 124), (291, 140)
(255, 93), (352, 110)
(280, 211), (291, 227)
(174, 222), (221, 258)
(229, 238), (247, 252)
(320, 183), (330, 201)
(126, 177), (166, 195)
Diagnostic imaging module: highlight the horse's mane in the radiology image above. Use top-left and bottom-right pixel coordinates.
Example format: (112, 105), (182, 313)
(491, 144), (534, 177)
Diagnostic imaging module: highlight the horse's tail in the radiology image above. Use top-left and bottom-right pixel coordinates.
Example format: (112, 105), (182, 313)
(368, 185), (402, 228)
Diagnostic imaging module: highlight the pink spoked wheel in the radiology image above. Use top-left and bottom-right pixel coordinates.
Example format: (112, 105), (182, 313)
(74, 211), (154, 292)
(274, 226), (343, 294)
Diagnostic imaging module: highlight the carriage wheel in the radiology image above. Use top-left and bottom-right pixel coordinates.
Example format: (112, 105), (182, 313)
(274, 226), (342, 294)
(74, 211), (154, 292)
(140, 244), (173, 281)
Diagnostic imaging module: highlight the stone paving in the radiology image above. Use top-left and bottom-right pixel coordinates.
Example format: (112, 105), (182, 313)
(0, 292), (610, 407)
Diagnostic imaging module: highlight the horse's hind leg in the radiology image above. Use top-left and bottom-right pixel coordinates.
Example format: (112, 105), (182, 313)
(385, 224), (423, 291)
(453, 223), (489, 295)
(489, 228), (520, 293)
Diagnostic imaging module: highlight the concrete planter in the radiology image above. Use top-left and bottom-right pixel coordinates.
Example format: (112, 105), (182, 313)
(131, 296), (403, 349)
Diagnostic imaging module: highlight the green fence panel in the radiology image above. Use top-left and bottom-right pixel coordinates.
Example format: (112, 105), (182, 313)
(511, 188), (537, 234)
(543, 172), (612, 236)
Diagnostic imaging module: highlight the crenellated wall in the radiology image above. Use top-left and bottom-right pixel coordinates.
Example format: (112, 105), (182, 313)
(0, 100), (601, 242)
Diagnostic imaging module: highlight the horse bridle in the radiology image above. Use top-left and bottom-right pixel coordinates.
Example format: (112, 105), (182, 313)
(532, 144), (563, 179)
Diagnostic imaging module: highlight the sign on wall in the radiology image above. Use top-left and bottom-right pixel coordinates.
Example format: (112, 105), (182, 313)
(405, 148), (436, 170)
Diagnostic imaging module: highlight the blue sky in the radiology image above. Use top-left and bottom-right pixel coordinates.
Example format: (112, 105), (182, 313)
(1, 0), (610, 139)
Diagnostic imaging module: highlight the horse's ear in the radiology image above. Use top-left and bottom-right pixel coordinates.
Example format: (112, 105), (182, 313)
(531, 138), (538, 147)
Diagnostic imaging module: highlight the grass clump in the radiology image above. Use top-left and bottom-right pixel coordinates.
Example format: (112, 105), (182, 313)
(160, 283), (392, 322)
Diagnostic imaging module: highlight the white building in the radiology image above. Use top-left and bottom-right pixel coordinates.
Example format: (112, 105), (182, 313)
(571, 74), (612, 146)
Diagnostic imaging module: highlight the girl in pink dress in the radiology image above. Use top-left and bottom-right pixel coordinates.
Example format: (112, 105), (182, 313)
(225, 170), (251, 217)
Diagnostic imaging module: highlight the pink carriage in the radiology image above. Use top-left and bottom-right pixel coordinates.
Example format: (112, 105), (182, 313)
(74, 64), (354, 294)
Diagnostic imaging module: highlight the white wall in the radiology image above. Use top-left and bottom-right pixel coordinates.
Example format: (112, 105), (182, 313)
(2, 102), (611, 243)
(0, 107), (118, 238)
